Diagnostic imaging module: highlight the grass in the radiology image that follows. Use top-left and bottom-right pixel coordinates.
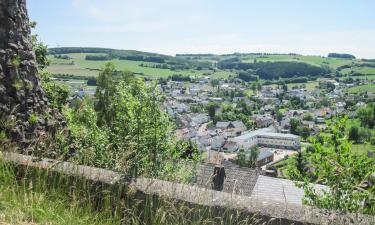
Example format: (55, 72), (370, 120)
(0, 160), (121, 224)
(242, 55), (356, 69)
(47, 53), (232, 79)
(287, 81), (319, 91)
(347, 84), (375, 93)
(341, 66), (375, 75)
(0, 154), (274, 225)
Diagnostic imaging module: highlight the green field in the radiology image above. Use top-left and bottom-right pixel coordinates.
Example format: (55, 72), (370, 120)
(347, 84), (375, 93)
(341, 66), (375, 75)
(242, 55), (355, 69)
(47, 53), (233, 79)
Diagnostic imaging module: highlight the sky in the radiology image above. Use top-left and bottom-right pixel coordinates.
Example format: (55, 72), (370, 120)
(27, 0), (375, 58)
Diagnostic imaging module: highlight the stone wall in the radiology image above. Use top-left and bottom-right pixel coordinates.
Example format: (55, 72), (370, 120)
(2, 152), (374, 225)
(0, 0), (65, 153)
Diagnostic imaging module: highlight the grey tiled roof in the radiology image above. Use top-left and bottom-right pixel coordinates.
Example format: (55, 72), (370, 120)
(195, 163), (259, 196)
(251, 175), (328, 206)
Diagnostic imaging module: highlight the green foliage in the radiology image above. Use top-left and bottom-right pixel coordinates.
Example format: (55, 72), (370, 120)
(218, 61), (328, 80)
(32, 35), (50, 69)
(69, 63), (178, 177)
(289, 116), (375, 215)
(276, 110), (283, 122)
(94, 62), (119, 127)
(40, 71), (69, 110)
(357, 103), (375, 128)
(207, 102), (218, 120)
(297, 126), (311, 140)
(289, 96), (305, 109)
(28, 114), (38, 125)
(236, 147), (259, 169)
(290, 118), (301, 135)
(303, 113), (314, 121)
(348, 126), (360, 143)
(173, 140), (200, 161)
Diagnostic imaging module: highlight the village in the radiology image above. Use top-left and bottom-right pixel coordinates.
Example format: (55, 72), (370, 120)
(159, 75), (375, 174)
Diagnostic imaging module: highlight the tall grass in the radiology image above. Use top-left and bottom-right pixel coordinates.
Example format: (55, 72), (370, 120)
(0, 156), (281, 225)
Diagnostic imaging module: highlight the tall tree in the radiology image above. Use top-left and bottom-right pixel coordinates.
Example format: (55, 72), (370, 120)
(247, 146), (259, 169)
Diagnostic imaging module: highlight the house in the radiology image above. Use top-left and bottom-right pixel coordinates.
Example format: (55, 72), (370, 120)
(211, 136), (226, 150)
(216, 121), (247, 137)
(222, 141), (240, 153)
(256, 150), (274, 167)
(252, 115), (274, 128)
(233, 128), (301, 150)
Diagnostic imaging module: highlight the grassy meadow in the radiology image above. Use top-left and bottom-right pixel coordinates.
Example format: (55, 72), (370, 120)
(47, 53), (234, 79)
(241, 54), (356, 69)
(347, 83), (375, 93)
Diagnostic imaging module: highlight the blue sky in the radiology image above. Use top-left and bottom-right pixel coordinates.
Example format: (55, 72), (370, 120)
(27, 0), (375, 58)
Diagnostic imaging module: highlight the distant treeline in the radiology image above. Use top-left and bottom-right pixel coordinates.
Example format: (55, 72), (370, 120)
(54, 54), (71, 60)
(218, 58), (327, 80)
(176, 54), (216, 57)
(49, 47), (211, 70)
(222, 53), (299, 57)
(363, 59), (375, 62)
(328, 53), (356, 59)
(49, 47), (113, 54)
(170, 74), (191, 82)
(119, 55), (165, 63)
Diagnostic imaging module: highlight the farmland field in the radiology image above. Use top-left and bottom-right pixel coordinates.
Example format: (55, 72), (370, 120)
(242, 55), (355, 69)
(341, 66), (375, 75)
(47, 53), (233, 78)
(347, 83), (375, 93)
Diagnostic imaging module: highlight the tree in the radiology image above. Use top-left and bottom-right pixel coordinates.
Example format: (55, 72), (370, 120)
(282, 83), (288, 92)
(40, 72), (69, 110)
(290, 118), (301, 135)
(251, 82), (257, 94)
(295, 151), (307, 177)
(256, 82), (262, 92)
(236, 148), (247, 167)
(357, 104), (375, 128)
(276, 110), (283, 122)
(288, 116), (375, 215)
(94, 62), (130, 127)
(207, 103), (218, 121)
(303, 113), (313, 121)
(348, 126), (360, 143)
(297, 126), (311, 140)
(247, 146), (259, 169)
(236, 146), (259, 169)
(210, 78), (220, 90)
